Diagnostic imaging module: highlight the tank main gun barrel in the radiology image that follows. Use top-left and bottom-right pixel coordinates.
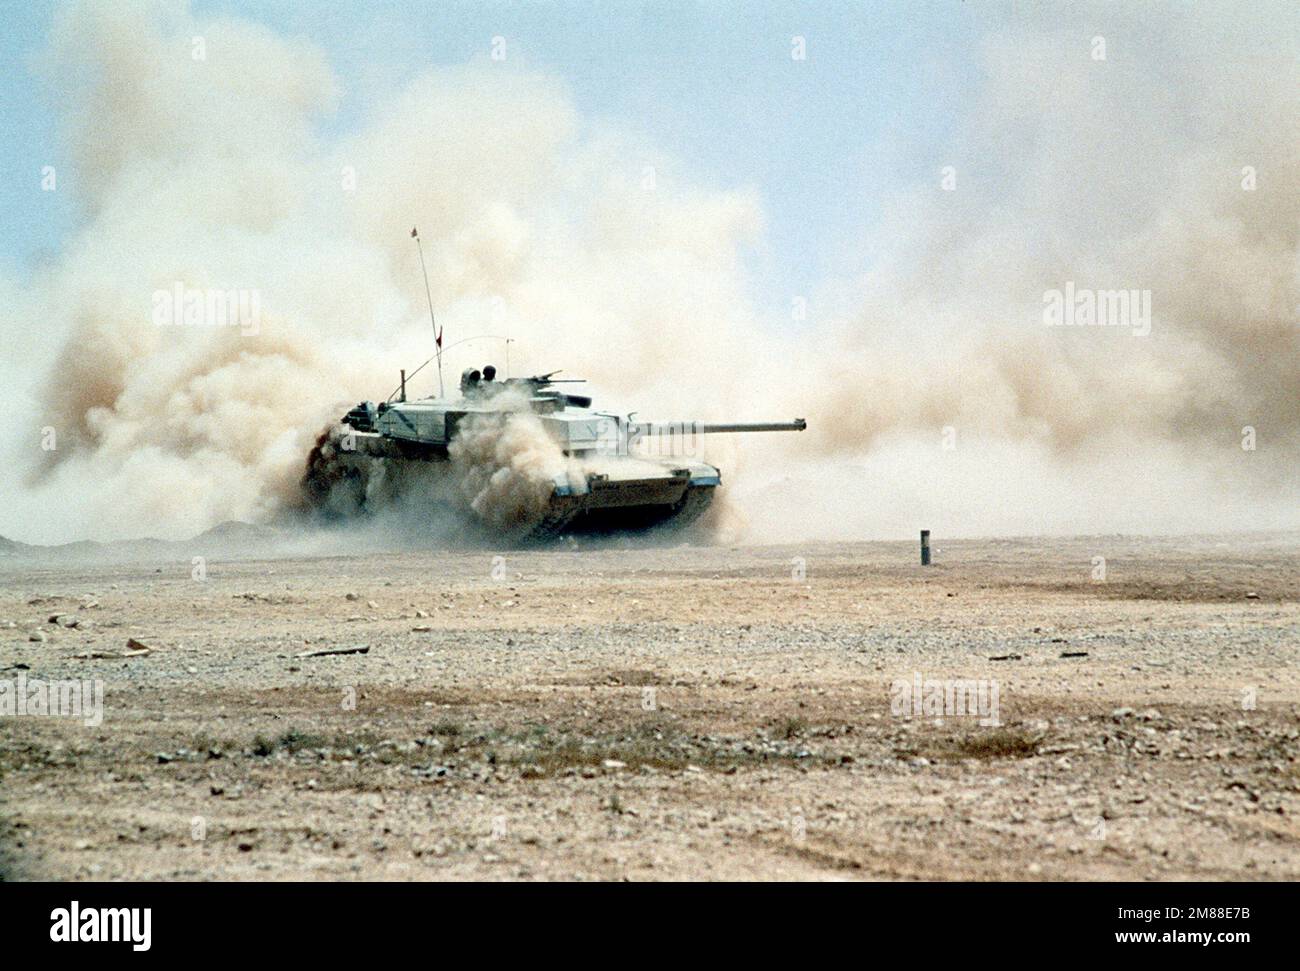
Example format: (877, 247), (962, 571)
(629, 419), (806, 436)
(696, 420), (806, 433)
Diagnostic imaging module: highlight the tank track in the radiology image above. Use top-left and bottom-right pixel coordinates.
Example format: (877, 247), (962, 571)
(523, 503), (583, 542)
(658, 485), (714, 532)
(520, 485), (714, 542)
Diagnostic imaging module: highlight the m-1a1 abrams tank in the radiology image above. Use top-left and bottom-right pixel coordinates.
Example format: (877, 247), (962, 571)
(302, 364), (805, 542)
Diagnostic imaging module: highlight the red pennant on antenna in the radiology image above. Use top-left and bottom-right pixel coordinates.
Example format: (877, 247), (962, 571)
(410, 226), (418, 238)
(436, 326), (443, 348)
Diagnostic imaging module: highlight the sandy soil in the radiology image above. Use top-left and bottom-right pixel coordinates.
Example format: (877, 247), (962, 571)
(1, 533), (1297, 881)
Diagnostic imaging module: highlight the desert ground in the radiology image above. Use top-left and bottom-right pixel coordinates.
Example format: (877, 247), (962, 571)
(1, 532), (1297, 881)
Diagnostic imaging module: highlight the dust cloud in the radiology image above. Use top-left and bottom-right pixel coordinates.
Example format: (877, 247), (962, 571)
(447, 393), (582, 532)
(1, 0), (1295, 547)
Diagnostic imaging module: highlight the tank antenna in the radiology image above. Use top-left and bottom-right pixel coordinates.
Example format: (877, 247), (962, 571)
(410, 226), (444, 397)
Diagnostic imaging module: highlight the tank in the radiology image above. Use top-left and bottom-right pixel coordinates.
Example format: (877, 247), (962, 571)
(302, 364), (805, 542)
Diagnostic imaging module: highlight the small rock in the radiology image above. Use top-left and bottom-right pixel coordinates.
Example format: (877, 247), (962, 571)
(602, 759), (627, 770)
(29, 630), (47, 643)
(1111, 707), (1134, 720)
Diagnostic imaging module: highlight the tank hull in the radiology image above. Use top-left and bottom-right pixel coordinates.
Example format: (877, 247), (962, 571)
(303, 426), (716, 542)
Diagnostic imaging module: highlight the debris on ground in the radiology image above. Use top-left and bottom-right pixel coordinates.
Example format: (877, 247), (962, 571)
(294, 644), (371, 659)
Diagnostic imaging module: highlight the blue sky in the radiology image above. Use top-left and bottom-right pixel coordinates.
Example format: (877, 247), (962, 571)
(1, 0), (986, 310)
